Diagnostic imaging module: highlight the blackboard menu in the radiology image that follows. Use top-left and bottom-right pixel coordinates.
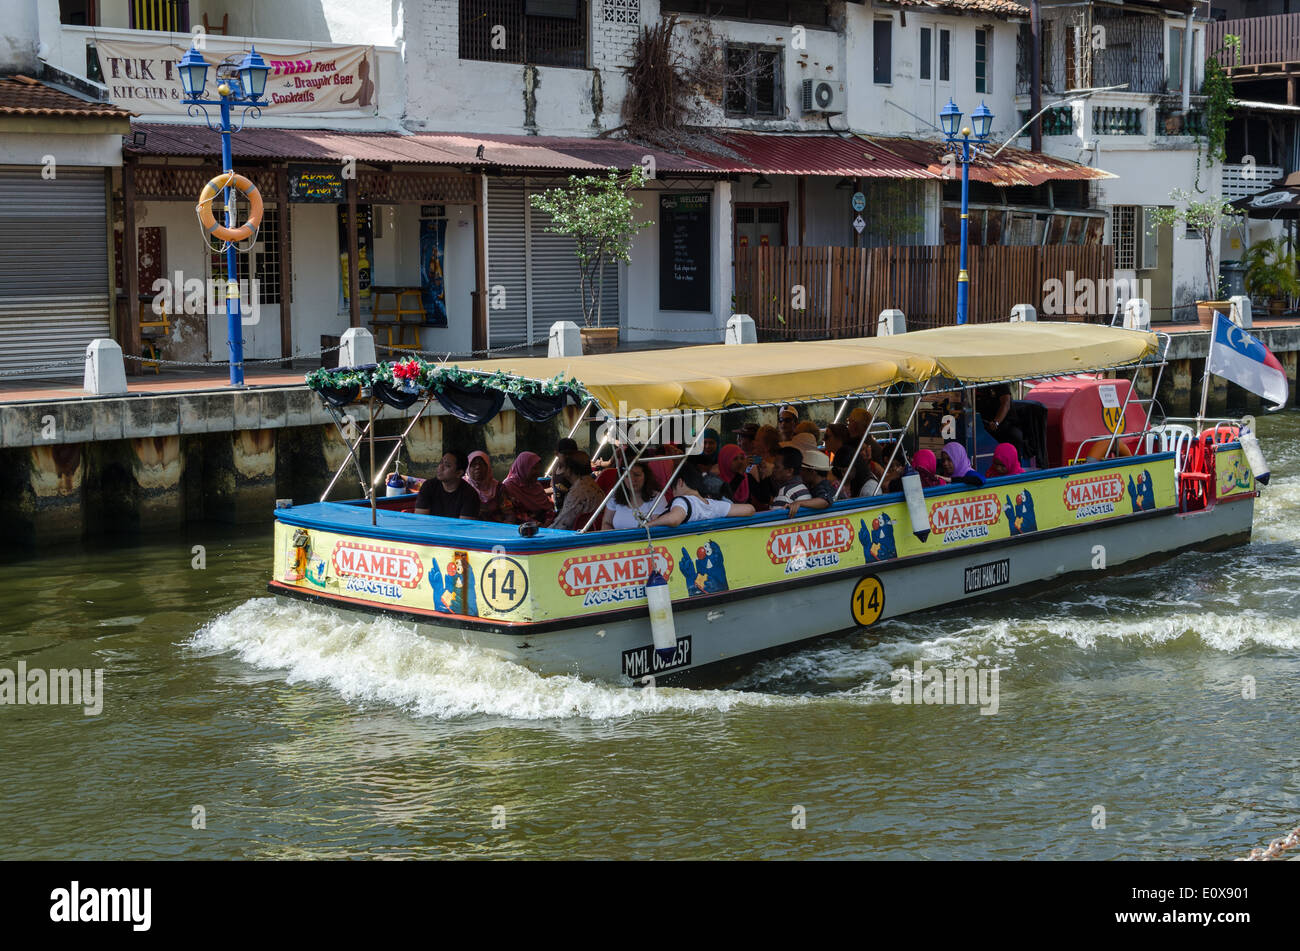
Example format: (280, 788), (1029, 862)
(288, 165), (346, 202)
(660, 193), (711, 312)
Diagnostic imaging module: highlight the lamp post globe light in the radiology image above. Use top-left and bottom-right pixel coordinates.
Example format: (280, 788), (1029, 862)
(940, 99), (994, 326)
(179, 44), (270, 385)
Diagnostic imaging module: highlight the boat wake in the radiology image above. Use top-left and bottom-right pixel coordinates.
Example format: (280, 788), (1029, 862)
(189, 598), (808, 721)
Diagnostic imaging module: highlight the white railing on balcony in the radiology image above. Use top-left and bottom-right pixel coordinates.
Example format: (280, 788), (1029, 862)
(1222, 164), (1285, 202)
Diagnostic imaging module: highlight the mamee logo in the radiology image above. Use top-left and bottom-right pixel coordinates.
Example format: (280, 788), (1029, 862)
(332, 541), (423, 588)
(766, 519), (855, 564)
(929, 493), (1001, 543)
(1064, 472), (1125, 519)
(558, 547), (674, 597)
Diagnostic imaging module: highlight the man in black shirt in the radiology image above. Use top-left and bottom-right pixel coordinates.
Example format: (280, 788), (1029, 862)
(975, 383), (1047, 468)
(415, 451), (480, 519)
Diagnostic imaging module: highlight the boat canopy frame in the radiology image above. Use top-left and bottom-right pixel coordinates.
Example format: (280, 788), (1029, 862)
(308, 324), (1172, 529)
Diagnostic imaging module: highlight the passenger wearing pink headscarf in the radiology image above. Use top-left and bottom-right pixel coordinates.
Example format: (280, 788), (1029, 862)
(463, 451), (503, 520)
(985, 443), (1024, 478)
(939, 441), (985, 486)
(718, 443), (759, 505)
(912, 449), (949, 488)
(500, 451), (553, 524)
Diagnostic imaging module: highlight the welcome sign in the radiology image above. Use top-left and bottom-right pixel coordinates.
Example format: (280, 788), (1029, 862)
(93, 38), (378, 115)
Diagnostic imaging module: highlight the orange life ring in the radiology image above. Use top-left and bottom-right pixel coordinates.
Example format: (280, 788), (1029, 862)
(197, 171), (263, 243)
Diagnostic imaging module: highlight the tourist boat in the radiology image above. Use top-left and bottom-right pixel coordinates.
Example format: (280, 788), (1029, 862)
(269, 323), (1266, 684)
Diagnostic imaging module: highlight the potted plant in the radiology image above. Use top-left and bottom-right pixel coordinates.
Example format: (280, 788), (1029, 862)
(530, 166), (651, 353)
(1242, 235), (1300, 317)
(1147, 190), (1244, 326)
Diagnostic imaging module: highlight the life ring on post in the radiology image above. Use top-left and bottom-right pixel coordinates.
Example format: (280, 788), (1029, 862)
(196, 171), (263, 243)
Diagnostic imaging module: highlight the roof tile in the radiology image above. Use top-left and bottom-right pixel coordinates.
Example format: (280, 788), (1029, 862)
(0, 75), (133, 119)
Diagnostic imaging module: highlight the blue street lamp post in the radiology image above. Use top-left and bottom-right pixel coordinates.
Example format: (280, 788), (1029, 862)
(178, 45), (269, 385)
(940, 100), (994, 326)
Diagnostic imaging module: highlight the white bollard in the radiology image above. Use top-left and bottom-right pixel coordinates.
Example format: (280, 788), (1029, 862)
(340, 327), (377, 366)
(84, 339), (128, 396)
(726, 313), (757, 345)
(1123, 298), (1152, 332)
(548, 321), (582, 357)
(1229, 295), (1253, 329)
(877, 309), (906, 336)
(1010, 304), (1037, 323)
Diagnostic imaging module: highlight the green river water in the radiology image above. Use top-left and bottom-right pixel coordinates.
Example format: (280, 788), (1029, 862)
(2, 413), (1298, 860)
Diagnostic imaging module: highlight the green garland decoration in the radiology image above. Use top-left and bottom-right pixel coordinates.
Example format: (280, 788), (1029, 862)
(304, 358), (590, 405)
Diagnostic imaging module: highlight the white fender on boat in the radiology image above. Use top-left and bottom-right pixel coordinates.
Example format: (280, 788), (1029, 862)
(1239, 426), (1271, 486)
(646, 569), (678, 660)
(902, 467), (931, 542)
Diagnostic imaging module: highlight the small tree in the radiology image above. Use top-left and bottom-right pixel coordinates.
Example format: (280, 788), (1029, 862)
(1147, 189), (1244, 300)
(530, 166), (651, 328)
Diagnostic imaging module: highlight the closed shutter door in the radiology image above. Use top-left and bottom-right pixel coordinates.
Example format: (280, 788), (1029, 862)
(487, 181), (528, 347)
(527, 190), (619, 332)
(0, 167), (111, 379)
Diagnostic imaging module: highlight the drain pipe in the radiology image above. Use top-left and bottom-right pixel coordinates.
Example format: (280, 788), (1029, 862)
(1181, 8), (1195, 114)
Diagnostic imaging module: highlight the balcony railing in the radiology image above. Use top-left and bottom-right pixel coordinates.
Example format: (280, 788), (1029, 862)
(1092, 106), (1144, 136)
(1208, 12), (1300, 71)
(1017, 92), (1208, 148)
(129, 0), (190, 33)
(1154, 104), (1205, 138)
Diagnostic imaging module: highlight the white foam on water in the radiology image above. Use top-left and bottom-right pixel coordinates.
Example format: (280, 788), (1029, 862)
(1253, 476), (1300, 545)
(189, 598), (805, 721)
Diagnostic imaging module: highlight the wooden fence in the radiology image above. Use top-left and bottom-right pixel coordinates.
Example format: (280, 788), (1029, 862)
(733, 245), (1115, 339)
(1208, 12), (1300, 69)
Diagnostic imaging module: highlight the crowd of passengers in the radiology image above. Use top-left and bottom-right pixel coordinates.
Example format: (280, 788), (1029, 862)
(390, 401), (1031, 532)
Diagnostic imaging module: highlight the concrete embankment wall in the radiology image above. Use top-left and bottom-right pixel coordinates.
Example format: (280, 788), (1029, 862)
(0, 387), (584, 547)
(2, 326), (1298, 546)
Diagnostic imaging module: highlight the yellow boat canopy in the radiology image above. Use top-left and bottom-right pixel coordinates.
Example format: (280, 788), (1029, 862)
(453, 323), (1159, 412)
(457, 342), (934, 411)
(860, 322), (1161, 383)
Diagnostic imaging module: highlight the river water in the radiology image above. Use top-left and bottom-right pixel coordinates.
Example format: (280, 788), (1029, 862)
(3, 413), (1298, 860)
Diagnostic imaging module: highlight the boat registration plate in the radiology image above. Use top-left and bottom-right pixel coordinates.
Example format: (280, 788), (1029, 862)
(964, 558), (1011, 594)
(622, 637), (692, 678)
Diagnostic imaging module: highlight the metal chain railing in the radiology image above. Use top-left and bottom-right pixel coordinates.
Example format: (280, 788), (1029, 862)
(1239, 825), (1300, 861)
(0, 360), (86, 378)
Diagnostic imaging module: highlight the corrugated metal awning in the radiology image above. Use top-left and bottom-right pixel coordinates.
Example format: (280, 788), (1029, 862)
(685, 131), (942, 179)
(868, 136), (1116, 187)
(127, 124), (726, 175)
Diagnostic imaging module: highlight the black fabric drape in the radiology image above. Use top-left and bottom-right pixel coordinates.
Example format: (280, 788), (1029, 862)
(512, 389), (570, 422)
(434, 380), (506, 424)
(372, 380), (421, 409)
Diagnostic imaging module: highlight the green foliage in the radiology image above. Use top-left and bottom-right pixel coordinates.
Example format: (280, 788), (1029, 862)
(530, 166), (652, 327)
(1242, 235), (1300, 301)
(305, 359), (589, 404)
(1147, 190), (1244, 298)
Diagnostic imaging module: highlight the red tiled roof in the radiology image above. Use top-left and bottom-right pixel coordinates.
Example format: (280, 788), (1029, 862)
(0, 75), (133, 119)
(127, 124), (725, 174)
(891, 0), (1029, 16)
(684, 131), (942, 179)
(869, 136), (1115, 187)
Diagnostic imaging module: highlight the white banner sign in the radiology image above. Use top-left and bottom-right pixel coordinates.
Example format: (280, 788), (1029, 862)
(94, 38), (378, 115)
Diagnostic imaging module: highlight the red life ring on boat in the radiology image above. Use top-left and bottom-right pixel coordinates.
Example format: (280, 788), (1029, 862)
(196, 171), (263, 243)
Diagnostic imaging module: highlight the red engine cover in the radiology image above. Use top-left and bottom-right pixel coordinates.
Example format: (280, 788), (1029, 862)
(1025, 377), (1147, 467)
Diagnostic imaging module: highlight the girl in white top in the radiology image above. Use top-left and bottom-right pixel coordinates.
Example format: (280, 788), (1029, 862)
(647, 465), (756, 528)
(600, 461), (669, 531)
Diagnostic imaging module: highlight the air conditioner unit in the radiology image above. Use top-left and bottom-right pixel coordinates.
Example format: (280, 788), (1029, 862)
(802, 78), (843, 115)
